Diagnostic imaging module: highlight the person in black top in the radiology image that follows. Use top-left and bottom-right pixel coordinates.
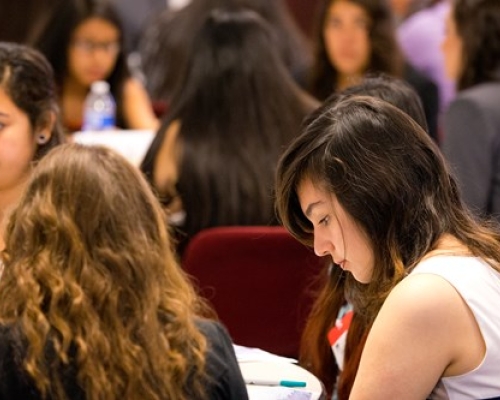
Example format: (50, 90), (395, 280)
(0, 143), (248, 400)
(442, 0), (500, 222)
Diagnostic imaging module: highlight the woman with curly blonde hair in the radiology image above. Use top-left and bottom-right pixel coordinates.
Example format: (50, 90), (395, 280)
(0, 144), (248, 400)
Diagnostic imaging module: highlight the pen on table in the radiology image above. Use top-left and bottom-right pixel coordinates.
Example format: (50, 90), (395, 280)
(244, 379), (307, 388)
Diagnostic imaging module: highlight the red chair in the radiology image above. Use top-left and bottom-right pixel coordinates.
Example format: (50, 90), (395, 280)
(181, 226), (324, 358)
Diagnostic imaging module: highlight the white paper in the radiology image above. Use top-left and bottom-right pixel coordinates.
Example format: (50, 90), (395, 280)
(234, 345), (297, 364)
(246, 386), (313, 400)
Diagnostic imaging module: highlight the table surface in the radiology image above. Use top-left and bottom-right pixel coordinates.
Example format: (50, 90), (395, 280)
(72, 130), (155, 166)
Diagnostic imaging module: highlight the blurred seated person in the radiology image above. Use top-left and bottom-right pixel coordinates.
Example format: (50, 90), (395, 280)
(442, 0), (500, 222)
(138, 0), (312, 114)
(42, 0), (158, 133)
(0, 143), (248, 399)
(140, 8), (318, 253)
(310, 0), (439, 142)
(398, 0), (455, 115)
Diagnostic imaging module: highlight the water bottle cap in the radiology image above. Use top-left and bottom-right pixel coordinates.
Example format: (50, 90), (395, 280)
(90, 81), (110, 94)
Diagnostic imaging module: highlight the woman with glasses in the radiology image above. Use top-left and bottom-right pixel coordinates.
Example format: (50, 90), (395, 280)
(41, 0), (158, 133)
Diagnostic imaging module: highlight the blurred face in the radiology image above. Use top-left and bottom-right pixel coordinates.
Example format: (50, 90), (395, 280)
(389, 0), (411, 20)
(68, 17), (120, 87)
(298, 178), (374, 283)
(442, 10), (463, 82)
(323, 0), (371, 78)
(0, 87), (37, 198)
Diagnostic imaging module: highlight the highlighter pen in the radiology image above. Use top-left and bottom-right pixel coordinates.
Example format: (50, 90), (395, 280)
(245, 379), (307, 388)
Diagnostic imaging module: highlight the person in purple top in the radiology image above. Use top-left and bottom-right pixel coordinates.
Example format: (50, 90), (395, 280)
(398, 0), (456, 113)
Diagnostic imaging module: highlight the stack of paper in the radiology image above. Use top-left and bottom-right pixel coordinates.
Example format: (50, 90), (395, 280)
(235, 345), (321, 400)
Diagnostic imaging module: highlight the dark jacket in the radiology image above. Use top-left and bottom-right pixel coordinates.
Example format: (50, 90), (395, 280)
(443, 82), (500, 223)
(0, 319), (248, 400)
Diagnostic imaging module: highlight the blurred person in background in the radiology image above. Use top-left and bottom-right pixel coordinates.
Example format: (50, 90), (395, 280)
(139, 0), (312, 115)
(310, 0), (439, 142)
(398, 0), (455, 116)
(42, 0), (158, 133)
(141, 8), (318, 254)
(442, 0), (500, 222)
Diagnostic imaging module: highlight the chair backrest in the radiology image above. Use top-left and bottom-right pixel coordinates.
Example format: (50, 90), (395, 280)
(182, 226), (324, 358)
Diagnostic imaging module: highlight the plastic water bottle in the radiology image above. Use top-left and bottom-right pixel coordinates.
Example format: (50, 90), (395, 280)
(82, 81), (116, 131)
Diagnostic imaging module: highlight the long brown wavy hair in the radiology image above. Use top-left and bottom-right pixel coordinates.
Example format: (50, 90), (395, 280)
(0, 144), (208, 400)
(276, 95), (500, 397)
(296, 76), (429, 397)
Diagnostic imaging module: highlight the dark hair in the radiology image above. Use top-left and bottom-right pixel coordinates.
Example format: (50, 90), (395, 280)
(139, 0), (312, 103)
(0, 0), (69, 46)
(277, 95), (500, 396)
(453, 0), (500, 90)
(297, 76), (427, 395)
(341, 74), (427, 131)
(141, 9), (317, 250)
(0, 144), (208, 400)
(310, 0), (403, 100)
(40, 0), (130, 128)
(231, 0), (312, 85)
(308, 73), (428, 132)
(0, 42), (64, 159)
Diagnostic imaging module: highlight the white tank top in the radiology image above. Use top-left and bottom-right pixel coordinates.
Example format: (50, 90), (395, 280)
(412, 256), (500, 400)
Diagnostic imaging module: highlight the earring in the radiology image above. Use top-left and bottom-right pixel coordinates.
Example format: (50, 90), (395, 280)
(37, 134), (48, 144)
